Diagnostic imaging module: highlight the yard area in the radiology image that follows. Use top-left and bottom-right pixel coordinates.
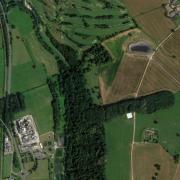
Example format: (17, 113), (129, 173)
(14, 85), (54, 135)
(105, 115), (133, 180)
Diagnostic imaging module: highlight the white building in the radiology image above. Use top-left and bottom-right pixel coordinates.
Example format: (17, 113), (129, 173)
(126, 112), (133, 119)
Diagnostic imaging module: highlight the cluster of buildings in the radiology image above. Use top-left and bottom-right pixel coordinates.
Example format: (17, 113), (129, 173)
(4, 136), (13, 154)
(165, 0), (180, 18)
(14, 115), (42, 153)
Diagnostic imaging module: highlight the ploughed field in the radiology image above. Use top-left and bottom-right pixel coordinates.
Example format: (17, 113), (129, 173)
(100, 0), (180, 105)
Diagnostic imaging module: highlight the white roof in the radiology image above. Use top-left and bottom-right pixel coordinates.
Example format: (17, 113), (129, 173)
(126, 112), (133, 119)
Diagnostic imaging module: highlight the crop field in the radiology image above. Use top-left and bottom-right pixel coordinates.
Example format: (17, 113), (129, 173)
(14, 85), (53, 135)
(57, 0), (135, 49)
(138, 28), (180, 96)
(135, 8), (175, 43)
(100, 55), (148, 104)
(0, 27), (4, 97)
(2, 154), (12, 179)
(105, 116), (133, 180)
(135, 93), (180, 157)
(124, 0), (167, 16)
(138, 61), (180, 96)
(133, 143), (176, 180)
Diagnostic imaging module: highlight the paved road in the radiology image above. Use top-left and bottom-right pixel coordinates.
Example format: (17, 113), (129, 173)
(0, 1), (12, 95)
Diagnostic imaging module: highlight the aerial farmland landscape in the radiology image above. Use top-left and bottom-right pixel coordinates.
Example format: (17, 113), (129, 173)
(0, 0), (180, 180)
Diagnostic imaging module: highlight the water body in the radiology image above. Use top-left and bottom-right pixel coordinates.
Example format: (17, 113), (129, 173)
(129, 41), (152, 55)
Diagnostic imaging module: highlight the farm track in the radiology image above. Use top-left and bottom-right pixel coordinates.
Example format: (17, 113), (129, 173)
(131, 24), (180, 180)
(136, 24), (180, 96)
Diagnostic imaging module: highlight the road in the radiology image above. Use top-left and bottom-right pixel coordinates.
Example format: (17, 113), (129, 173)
(0, 0), (12, 95)
(131, 25), (180, 180)
(0, 1), (27, 179)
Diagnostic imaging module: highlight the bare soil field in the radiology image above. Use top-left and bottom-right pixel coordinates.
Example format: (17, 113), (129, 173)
(138, 61), (180, 96)
(124, 0), (167, 16)
(100, 54), (148, 104)
(173, 164), (180, 180)
(135, 8), (175, 42)
(133, 143), (177, 180)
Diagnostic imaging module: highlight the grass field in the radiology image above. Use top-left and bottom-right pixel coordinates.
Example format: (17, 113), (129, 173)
(103, 35), (128, 61)
(8, 6), (58, 84)
(135, 93), (180, 157)
(26, 159), (49, 180)
(11, 61), (47, 92)
(105, 116), (133, 180)
(32, 0), (135, 49)
(133, 143), (176, 180)
(2, 154), (12, 179)
(14, 85), (53, 135)
(0, 28), (4, 97)
(8, 7), (33, 37)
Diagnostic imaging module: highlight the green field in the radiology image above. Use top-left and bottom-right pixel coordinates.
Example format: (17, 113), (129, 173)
(135, 93), (180, 157)
(58, 0), (135, 48)
(14, 85), (54, 135)
(101, 35), (128, 86)
(8, 7), (33, 37)
(2, 154), (12, 179)
(11, 61), (47, 92)
(29, 0), (135, 49)
(104, 35), (128, 61)
(0, 29), (4, 97)
(8, 6), (58, 89)
(105, 116), (133, 180)
(26, 159), (49, 180)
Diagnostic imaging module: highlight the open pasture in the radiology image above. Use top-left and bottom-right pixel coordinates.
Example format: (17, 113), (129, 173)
(135, 93), (180, 156)
(26, 159), (49, 180)
(135, 8), (175, 43)
(0, 27), (4, 97)
(14, 85), (54, 135)
(105, 115), (133, 180)
(100, 54), (148, 104)
(133, 143), (176, 180)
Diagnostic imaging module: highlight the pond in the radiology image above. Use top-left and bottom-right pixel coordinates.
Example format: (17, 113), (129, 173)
(129, 41), (152, 54)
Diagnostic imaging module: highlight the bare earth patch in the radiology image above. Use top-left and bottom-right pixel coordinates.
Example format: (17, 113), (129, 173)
(100, 54), (148, 104)
(135, 8), (175, 42)
(133, 143), (177, 180)
(124, 0), (167, 16)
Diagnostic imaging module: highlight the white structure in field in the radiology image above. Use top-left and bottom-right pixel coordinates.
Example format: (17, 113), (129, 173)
(126, 112), (133, 119)
(14, 115), (42, 152)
